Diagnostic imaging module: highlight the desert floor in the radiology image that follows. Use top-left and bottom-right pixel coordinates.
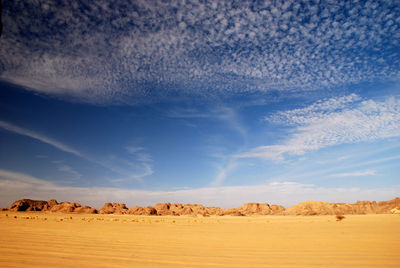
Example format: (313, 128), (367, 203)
(0, 212), (399, 267)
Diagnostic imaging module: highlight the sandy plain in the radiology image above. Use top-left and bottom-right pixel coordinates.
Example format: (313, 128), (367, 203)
(0, 212), (399, 268)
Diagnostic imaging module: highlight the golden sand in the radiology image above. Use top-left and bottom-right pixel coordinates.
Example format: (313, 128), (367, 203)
(0, 212), (399, 267)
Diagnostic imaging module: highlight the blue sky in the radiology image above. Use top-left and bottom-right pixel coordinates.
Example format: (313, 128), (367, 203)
(0, 0), (399, 208)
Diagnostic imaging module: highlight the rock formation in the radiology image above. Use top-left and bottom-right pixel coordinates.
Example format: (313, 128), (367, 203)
(238, 203), (285, 215)
(128, 206), (157, 215)
(8, 199), (52, 211)
(285, 198), (400, 215)
(7, 199), (97, 214)
(99, 203), (129, 214)
(50, 202), (97, 214)
(4, 197), (400, 216)
(390, 208), (400, 214)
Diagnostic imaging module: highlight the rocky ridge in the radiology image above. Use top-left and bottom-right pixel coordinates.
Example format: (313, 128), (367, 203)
(4, 197), (400, 216)
(7, 199), (97, 214)
(285, 198), (400, 215)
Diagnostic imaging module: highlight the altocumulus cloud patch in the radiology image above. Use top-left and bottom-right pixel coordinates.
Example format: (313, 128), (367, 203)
(0, 0), (399, 104)
(237, 95), (400, 161)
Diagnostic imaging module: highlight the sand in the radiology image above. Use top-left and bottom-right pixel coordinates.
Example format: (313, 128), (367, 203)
(0, 212), (399, 267)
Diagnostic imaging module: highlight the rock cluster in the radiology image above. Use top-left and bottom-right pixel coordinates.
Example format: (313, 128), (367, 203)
(285, 198), (400, 215)
(4, 197), (400, 216)
(238, 203), (286, 215)
(8, 199), (51, 211)
(99, 203), (129, 214)
(7, 199), (97, 214)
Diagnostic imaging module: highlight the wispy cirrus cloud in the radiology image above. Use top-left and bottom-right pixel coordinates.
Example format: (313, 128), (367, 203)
(1, 169), (398, 209)
(0, 120), (153, 182)
(0, 0), (398, 103)
(331, 170), (377, 178)
(0, 120), (82, 157)
(51, 160), (82, 181)
(167, 105), (247, 186)
(124, 146), (154, 182)
(237, 95), (400, 161)
(103, 146), (154, 183)
(168, 106), (247, 138)
(211, 160), (238, 187)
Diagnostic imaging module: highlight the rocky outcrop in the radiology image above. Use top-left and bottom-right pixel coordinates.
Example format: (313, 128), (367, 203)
(50, 202), (97, 214)
(390, 208), (400, 214)
(286, 201), (337, 215)
(7, 199), (97, 213)
(4, 197), (400, 216)
(238, 203), (285, 215)
(219, 208), (244, 216)
(285, 198), (400, 215)
(153, 203), (173, 215)
(99, 203), (129, 214)
(8, 199), (51, 211)
(377, 197), (400, 213)
(122, 202), (285, 216)
(183, 204), (211, 216)
(270, 205), (286, 214)
(128, 206), (157, 215)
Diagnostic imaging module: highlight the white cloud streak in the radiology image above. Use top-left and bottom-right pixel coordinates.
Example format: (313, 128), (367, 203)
(168, 106), (247, 138)
(0, 169), (398, 209)
(0, 120), (82, 157)
(108, 146), (154, 183)
(331, 170), (377, 178)
(51, 161), (82, 181)
(237, 96), (400, 161)
(0, 120), (153, 182)
(211, 160), (238, 187)
(168, 105), (247, 186)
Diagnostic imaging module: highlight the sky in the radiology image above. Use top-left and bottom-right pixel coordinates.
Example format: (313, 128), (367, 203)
(0, 0), (399, 209)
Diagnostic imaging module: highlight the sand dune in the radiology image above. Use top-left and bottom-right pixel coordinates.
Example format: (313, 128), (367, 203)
(0, 212), (399, 267)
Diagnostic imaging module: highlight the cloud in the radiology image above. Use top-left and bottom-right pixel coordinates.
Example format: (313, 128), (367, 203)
(0, 0), (398, 103)
(0, 120), (82, 157)
(169, 105), (248, 186)
(266, 94), (362, 125)
(109, 146), (154, 183)
(168, 106), (247, 138)
(51, 161), (82, 181)
(211, 160), (238, 187)
(331, 170), (377, 178)
(237, 95), (400, 161)
(0, 120), (153, 182)
(0, 169), (399, 209)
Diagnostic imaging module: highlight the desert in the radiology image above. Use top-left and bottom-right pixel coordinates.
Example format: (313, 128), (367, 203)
(2, 0), (400, 267)
(1, 198), (399, 267)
